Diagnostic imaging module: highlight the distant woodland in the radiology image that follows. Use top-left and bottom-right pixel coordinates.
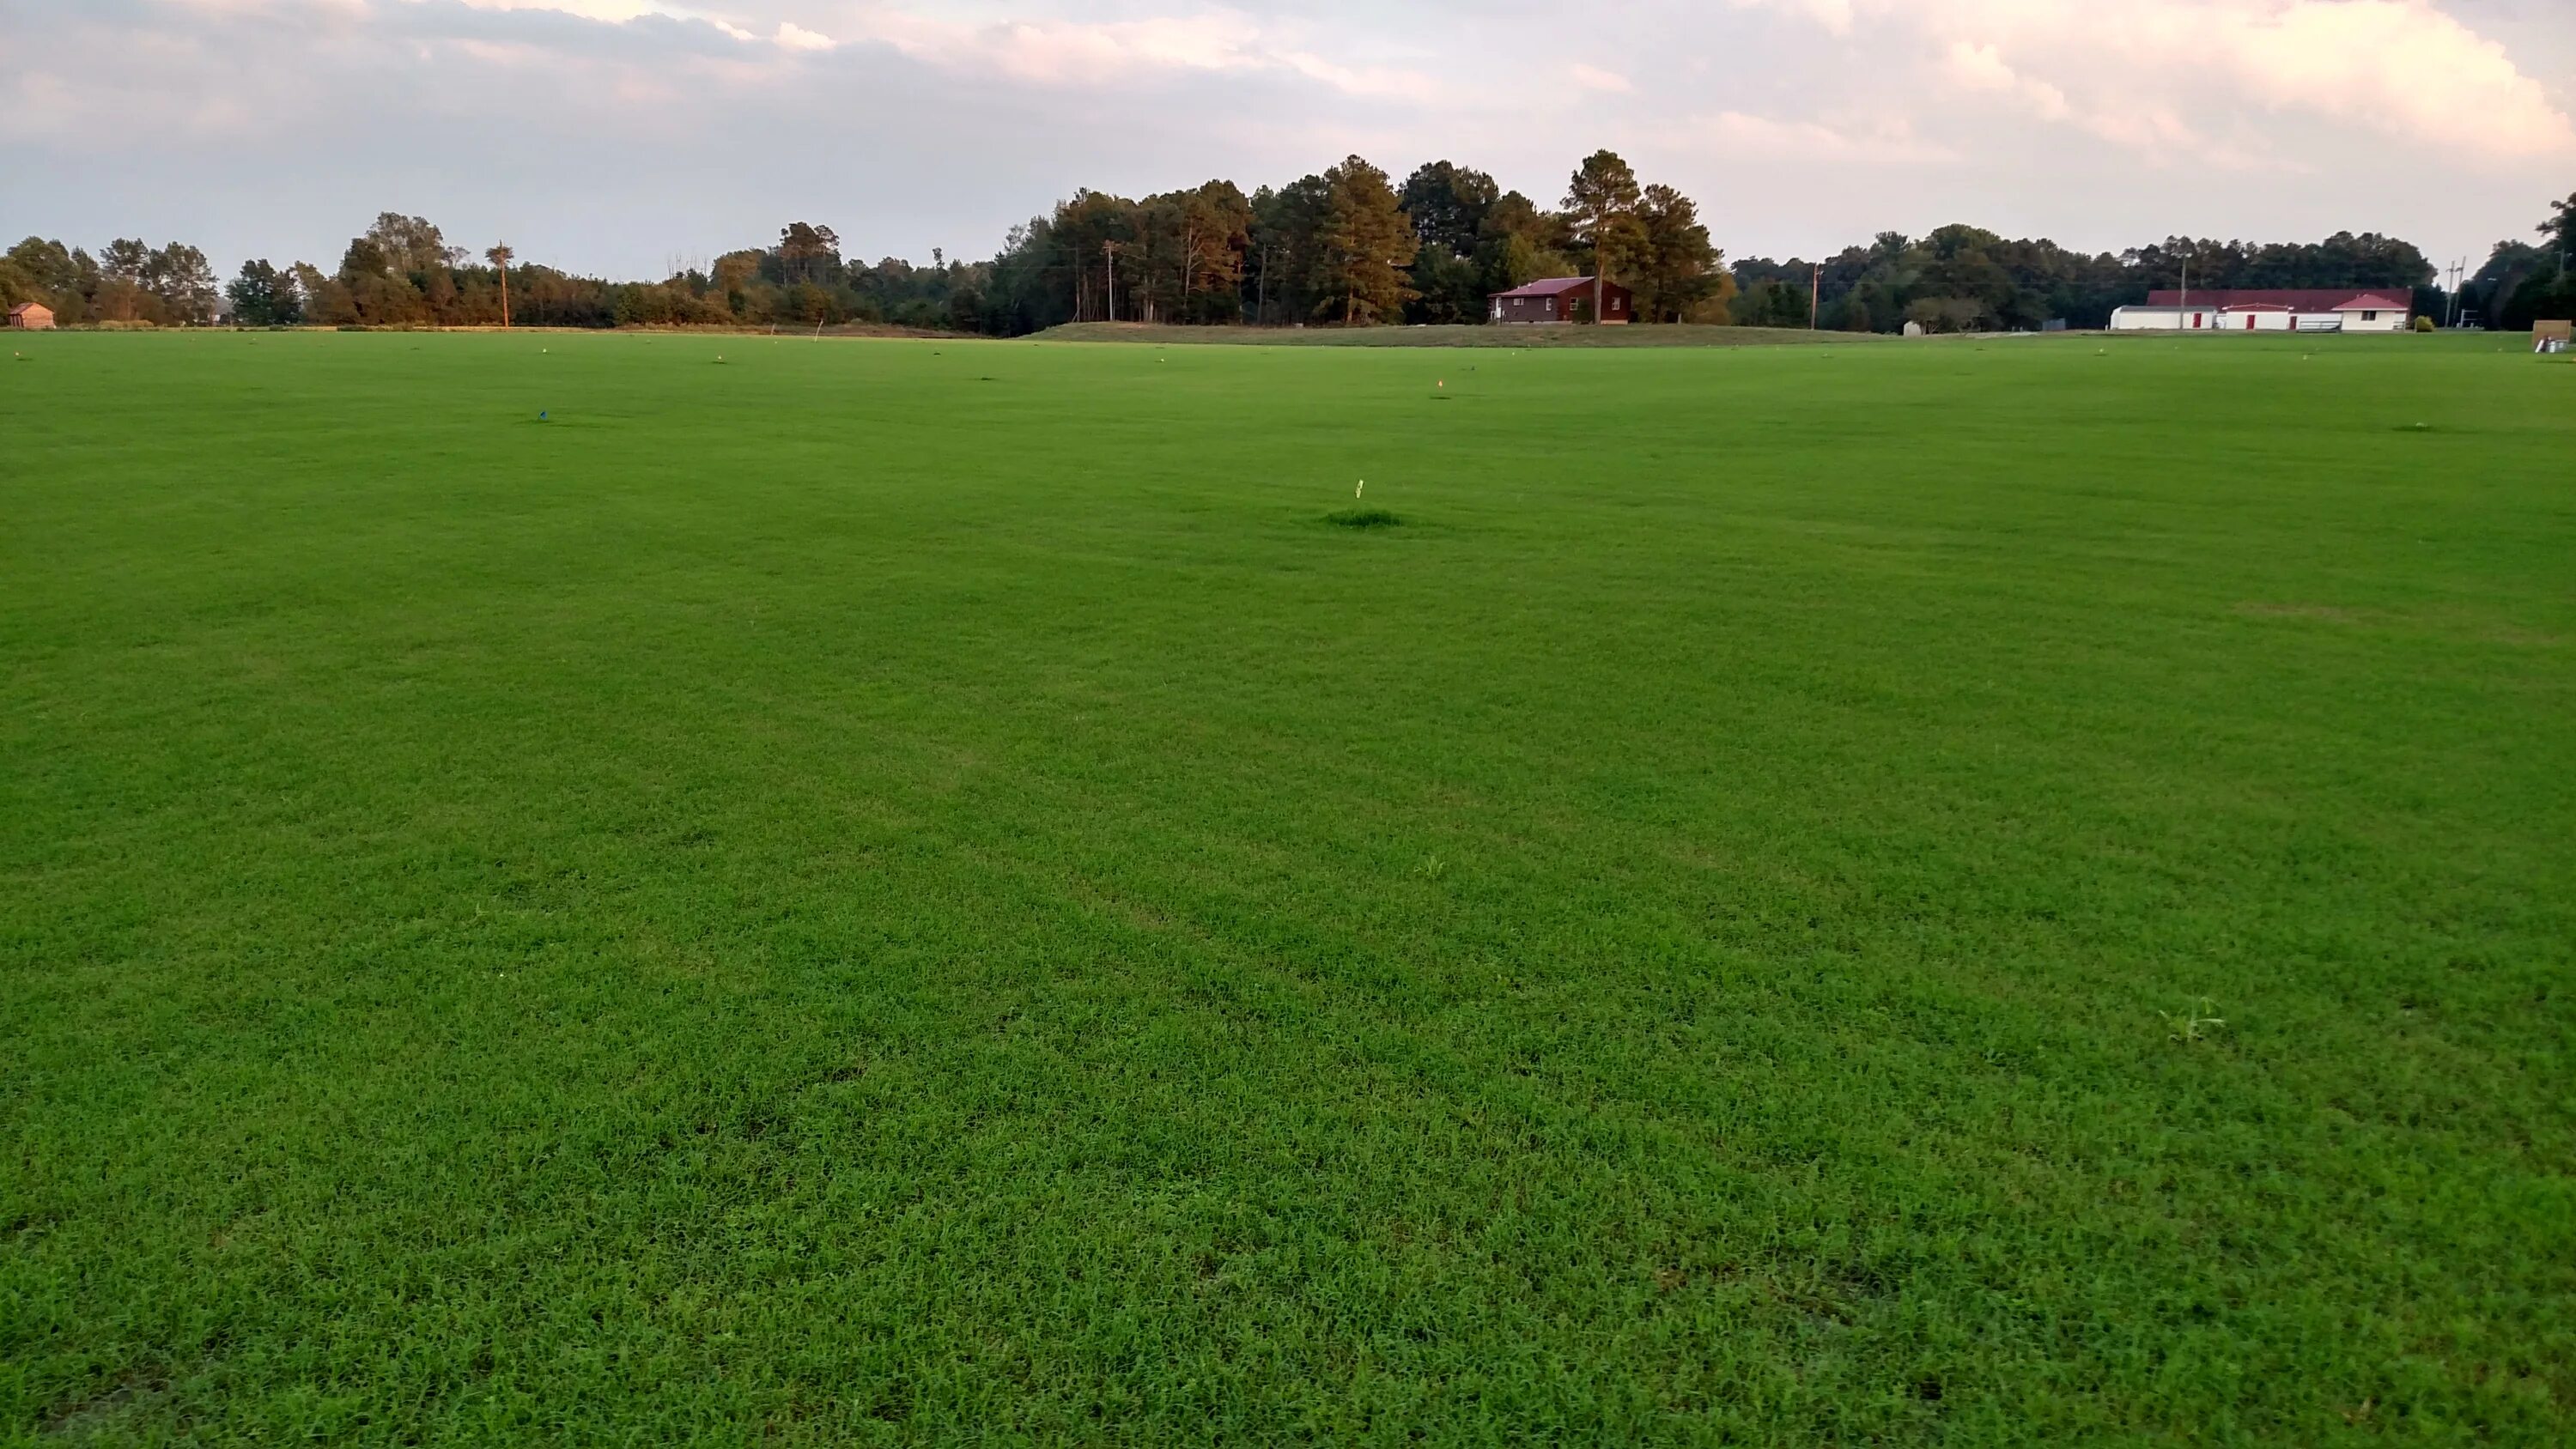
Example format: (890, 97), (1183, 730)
(4, 153), (2570, 335)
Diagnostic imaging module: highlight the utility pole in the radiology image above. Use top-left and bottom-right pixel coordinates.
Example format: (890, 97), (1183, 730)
(1810, 262), (1822, 330)
(2178, 258), (2190, 330)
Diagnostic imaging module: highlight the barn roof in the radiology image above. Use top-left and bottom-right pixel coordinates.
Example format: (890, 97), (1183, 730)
(8, 302), (50, 316)
(2143, 288), (2412, 312)
(1492, 276), (1601, 299)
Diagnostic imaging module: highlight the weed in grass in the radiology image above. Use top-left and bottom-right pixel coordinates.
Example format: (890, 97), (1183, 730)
(2160, 997), (2229, 1044)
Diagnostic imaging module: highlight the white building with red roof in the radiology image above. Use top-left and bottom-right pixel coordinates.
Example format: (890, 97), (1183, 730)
(2110, 288), (2415, 333)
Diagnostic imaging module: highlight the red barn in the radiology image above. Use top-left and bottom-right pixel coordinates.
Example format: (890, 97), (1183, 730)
(1490, 276), (1632, 325)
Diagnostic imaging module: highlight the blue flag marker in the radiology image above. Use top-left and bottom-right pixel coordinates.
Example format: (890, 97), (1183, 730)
(539, 410), (549, 421)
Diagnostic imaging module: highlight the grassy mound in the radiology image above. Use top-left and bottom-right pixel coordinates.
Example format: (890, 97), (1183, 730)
(1325, 506), (1400, 528)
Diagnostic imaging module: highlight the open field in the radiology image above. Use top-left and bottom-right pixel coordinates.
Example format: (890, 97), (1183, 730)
(1033, 320), (1884, 347)
(3, 330), (2572, 1443)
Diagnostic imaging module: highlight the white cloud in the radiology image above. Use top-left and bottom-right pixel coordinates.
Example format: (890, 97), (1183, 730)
(1941, 40), (2066, 122)
(379, 3), (1437, 95)
(1571, 64), (1631, 93)
(859, 12), (1264, 82)
(1732, 0), (1856, 35)
(1741, 0), (2576, 160)
(450, 37), (555, 66)
(1270, 50), (1431, 100)
(439, 0), (666, 17)
(2209, 0), (2571, 157)
(1691, 110), (1958, 165)
(1939, 38), (2238, 163)
(821, 8), (1439, 98)
(162, 0), (363, 10)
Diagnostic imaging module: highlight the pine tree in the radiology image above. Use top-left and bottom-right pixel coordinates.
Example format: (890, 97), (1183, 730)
(1564, 151), (1644, 324)
(1633, 184), (1718, 323)
(486, 246), (515, 329)
(1313, 156), (1418, 324)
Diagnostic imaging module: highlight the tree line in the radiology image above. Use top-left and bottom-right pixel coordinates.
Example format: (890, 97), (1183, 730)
(1, 238), (222, 327)
(975, 152), (1725, 332)
(0, 151), (1717, 336)
(0, 215), (992, 333)
(3, 163), (2569, 335)
(2454, 191), (2576, 330)
(1734, 228), (2451, 333)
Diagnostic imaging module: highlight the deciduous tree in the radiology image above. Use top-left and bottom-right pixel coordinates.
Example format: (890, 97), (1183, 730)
(777, 223), (841, 287)
(294, 262), (357, 325)
(226, 260), (301, 326)
(366, 214), (459, 274)
(3, 238), (86, 319)
(2491, 197), (2576, 327)
(1400, 161), (1499, 258)
(338, 235), (394, 282)
(1397, 162), (1503, 324)
(1473, 191), (1566, 301)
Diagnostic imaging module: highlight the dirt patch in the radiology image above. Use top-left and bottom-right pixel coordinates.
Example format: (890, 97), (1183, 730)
(42, 1369), (173, 1440)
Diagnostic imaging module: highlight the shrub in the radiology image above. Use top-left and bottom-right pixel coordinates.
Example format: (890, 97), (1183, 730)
(2414, 315), (2435, 333)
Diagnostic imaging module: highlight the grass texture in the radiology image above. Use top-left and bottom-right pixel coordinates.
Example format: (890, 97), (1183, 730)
(3, 330), (2571, 1444)
(1030, 321), (1883, 348)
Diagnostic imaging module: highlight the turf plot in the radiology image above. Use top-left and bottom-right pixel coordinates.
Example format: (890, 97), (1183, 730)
(3, 330), (2571, 1443)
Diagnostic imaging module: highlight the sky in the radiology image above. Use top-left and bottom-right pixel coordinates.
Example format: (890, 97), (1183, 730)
(3, 0), (2571, 280)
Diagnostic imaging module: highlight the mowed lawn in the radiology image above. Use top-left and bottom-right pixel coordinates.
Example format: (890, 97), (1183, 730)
(3, 330), (2571, 1445)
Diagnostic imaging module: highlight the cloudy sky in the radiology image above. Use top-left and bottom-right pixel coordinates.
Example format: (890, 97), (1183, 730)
(5, 0), (2570, 278)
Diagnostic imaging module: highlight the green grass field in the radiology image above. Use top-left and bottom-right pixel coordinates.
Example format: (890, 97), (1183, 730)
(4, 330), (2571, 1444)
(1031, 321), (1883, 347)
